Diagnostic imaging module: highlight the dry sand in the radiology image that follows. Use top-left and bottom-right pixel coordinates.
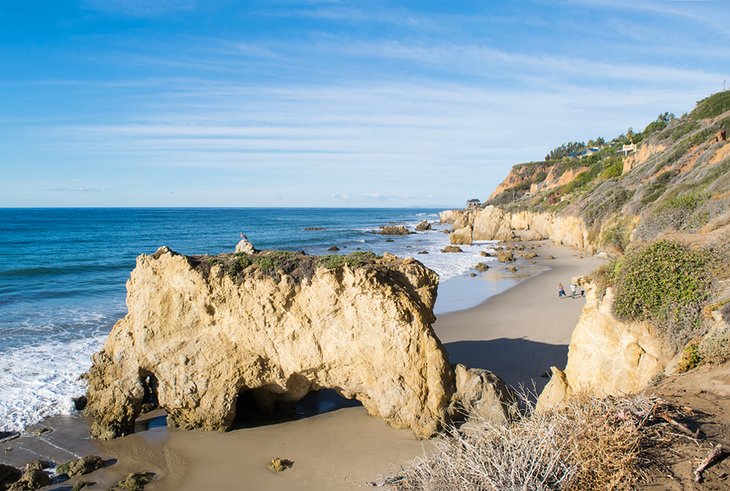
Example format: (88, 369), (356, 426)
(2, 241), (604, 491)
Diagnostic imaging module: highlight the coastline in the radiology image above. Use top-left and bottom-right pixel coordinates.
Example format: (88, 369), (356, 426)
(1, 240), (605, 490)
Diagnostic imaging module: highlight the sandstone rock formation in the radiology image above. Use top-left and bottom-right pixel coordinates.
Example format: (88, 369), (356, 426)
(378, 225), (411, 235)
(449, 365), (517, 426)
(448, 205), (592, 252)
(415, 220), (432, 231)
(85, 247), (455, 439)
(235, 235), (256, 254)
(538, 284), (674, 409)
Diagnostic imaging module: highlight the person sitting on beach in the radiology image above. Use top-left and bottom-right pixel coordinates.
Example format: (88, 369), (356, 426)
(570, 282), (577, 298)
(557, 282), (566, 298)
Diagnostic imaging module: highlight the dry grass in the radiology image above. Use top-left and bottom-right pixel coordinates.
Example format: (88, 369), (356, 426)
(375, 395), (679, 491)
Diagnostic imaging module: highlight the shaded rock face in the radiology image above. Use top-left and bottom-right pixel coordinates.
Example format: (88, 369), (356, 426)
(86, 248), (454, 439)
(449, 365), (517, 426)
(538, 284), (674, 409)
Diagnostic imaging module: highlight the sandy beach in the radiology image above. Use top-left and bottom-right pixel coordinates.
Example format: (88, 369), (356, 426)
(3, 241), (604, 490)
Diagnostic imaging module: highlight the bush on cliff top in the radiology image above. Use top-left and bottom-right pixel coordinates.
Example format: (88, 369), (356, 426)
(689, 90), (730, 120)
(194, 250), (381, 283)
(612, 240), (712, 346)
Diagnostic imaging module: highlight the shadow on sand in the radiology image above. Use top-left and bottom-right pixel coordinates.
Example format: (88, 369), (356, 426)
(444, 338), (568, 394)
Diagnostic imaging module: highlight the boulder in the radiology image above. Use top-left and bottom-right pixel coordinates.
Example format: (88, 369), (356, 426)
(449, 226), (473, 245)
(0, 464), (21, 490)
(474, 262), (490, 272)
(441, 246), (463, 253)
(415, 220), (432, 231)
(56, 456), (105, 478)
(111, 472), (155, 491)
(449, 365), (517, 425)
(327, 246), (340, 251)
(496, 250), (515, 262)
(86, 248), (454, 439)
(378, 225), (411, 235)
(538, 285), (674, 409)
(7, 461), (50, 491)
(235, 238), (256, 254)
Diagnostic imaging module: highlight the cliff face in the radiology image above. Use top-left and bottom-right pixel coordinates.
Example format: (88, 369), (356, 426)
(442, 205), (591, 251)
(447, 91), (730, 408)
(86, 248), (455, 439)
(538, 285), (674, 408)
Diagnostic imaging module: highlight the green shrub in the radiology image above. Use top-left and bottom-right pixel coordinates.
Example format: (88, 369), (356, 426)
(699, 328), (730, 365)
(598, 159), (623, 180)
(677, 342), (702, 372)
(317, 251), (379, 269)
(640, 170), (678, 205)
(612, 240), (712, 346)
(590, 260), (619, 299)
(690, 91), (730, 120)
(667, 121), (698, 141)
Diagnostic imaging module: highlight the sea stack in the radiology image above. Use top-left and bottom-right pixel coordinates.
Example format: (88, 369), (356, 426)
(85, 247), (455, 439)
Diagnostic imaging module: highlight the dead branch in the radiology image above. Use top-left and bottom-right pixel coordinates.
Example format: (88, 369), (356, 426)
(657, 411), (702, 439)
(694, 444), (728, 483)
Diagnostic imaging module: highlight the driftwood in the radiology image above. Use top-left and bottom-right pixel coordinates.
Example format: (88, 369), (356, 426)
(694, 444), (727, 483)
(657, 411), (702, 439)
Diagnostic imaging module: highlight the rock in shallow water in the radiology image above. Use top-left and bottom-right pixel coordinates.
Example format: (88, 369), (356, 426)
(55, 455), (105, 478)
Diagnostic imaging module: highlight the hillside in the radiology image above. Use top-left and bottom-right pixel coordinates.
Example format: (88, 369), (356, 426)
(485, 91), (730, 255)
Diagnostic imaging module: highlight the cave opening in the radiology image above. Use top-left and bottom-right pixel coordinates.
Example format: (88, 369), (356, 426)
(232, 387), (362, 429)
(135, 370), (167, 431)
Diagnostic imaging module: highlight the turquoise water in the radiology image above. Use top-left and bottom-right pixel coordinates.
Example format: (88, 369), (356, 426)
(0, 207), (498, 431)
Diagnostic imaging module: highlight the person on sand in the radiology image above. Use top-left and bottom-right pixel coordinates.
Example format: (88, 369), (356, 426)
(557, 283), (566, 298)
(570, 282), (577, 298)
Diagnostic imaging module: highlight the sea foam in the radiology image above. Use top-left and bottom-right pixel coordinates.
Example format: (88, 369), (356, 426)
(0, 335), (105, 432)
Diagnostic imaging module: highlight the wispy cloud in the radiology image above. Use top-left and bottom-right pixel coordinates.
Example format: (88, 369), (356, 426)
(82, 0), (196, 17)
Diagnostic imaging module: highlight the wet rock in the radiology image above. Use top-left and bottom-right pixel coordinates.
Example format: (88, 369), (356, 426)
(0, 432), (19, 444)
(267, 457), (294, 472)
(303, 227), (325, 231)
(327, 246), (340, 251)
(8, 461), (50, 490)
(378, 225), (411, 235)
(111, 472), (155, 491)
(55, 456), (105, 478)
(469, 273), (477, 277)
(521, 252), (538, 259)
(449, 226), (472, 245)
(479, 251), (492, 257)
(415, 220), (432, 231)
(441, 246), (463, 253)
(0, 464), (21, 489)
(385, 239), (394, 242)
(506, 266), (518, 273)
(496, 250), (515, 262)
(71, 481), (94, 491)
(73, 396), (88, 411)
(417, 251), (429, 254)
(474, 262), (490, 272)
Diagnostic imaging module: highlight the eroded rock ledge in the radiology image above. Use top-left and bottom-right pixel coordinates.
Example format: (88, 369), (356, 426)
(86, 247), (457, 439)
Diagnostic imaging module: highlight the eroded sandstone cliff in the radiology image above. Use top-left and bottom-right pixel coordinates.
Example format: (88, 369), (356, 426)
(86, 247), (456, 439)
(537, 284), (674, 408)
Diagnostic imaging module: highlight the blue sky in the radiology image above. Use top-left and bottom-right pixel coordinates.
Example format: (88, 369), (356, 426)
(1, 0), (728, 207)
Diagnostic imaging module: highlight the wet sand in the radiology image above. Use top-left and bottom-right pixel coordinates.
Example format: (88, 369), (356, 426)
(2, 241), (604, 490)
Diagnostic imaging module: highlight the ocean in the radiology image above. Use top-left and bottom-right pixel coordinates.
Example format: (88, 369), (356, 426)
(0, 208), (498, 432)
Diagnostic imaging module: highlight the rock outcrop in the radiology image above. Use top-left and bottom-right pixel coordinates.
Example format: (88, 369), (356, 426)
(538, 284), (674, 409)
(86, 247), (455, 439)
(449, 365), (517, 426)
(448, 205), (592, 252)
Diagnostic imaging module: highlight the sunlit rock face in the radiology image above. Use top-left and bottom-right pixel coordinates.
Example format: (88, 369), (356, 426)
(85, 247), (455, 439)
